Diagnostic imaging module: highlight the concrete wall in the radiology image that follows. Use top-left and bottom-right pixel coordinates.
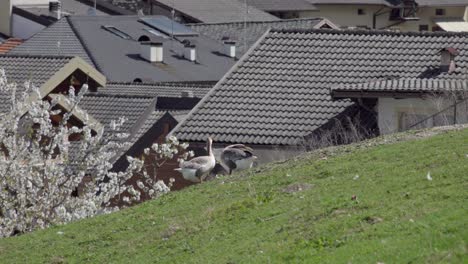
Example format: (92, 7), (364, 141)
(0, 0), (12, 36)
(377, 96), (468, 134)
(300, 5), (466, 31)
(11, 0), (49, 6)
(11, 13), (46, 39)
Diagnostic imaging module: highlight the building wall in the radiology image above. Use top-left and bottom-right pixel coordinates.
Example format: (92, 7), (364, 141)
(11, 13), (46, 39)
(377, 96), (468, 135)
(11, 0), (49, 5)
(299, 5), (466, 31)
(0, 0), (12, 36)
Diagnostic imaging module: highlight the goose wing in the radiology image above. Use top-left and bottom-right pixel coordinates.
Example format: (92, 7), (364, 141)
(222, 145), (254, 161)
(181, 156), (213, 178)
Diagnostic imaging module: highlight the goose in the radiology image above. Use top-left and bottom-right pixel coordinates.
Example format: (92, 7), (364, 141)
(220, 144), (257, 174)
(174, 137), (216, 183)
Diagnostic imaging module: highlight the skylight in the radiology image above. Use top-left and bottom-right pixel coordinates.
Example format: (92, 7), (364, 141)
(139, 16), (199, 37)
(101, 25), (132, 40)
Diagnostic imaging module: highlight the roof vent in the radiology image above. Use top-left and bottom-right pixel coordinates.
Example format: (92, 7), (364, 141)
(138, 35), (151, 42)
(49, 1), (61, 20)
(223, 40), (236, 58)
(181, 91), (194, 98)
(440, 47), (459, 73)
(183, 42), (196, 62)
(140, 41), (164, 63)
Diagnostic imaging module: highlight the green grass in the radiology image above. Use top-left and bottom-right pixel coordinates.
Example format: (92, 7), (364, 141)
(0, 129), (467, 263)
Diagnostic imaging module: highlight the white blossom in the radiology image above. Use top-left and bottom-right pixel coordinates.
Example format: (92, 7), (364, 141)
(0, 70), (192, 237)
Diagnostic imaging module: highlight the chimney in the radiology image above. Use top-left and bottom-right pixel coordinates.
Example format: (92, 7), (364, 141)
(223, 40), (236, 58)
(140, 41), (163, 63)
(49, 0), (61, 20)
(183, 43), (196, 62)
(440, 47), (459, 73)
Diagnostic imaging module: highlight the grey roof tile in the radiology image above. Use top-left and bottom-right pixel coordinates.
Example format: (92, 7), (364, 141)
(172, 28), (468, 145)
(68, 15), (237, 82)
(9, 18), (94, 66)
(79, 93), (155, 136)
(101, 81), (214, 98)
(0, 54), (74, 113)
(332, 78), (468, 93)
(153, 0), (278, 23)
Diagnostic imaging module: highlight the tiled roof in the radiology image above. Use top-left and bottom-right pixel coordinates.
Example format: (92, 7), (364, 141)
(0, 54), (74, 113)
(308, 0), (468, 6)
(307, 0), (399, 6)
(332, 78), (468, 94)
(187, 18), (335, 56)
(0, 39), (23, 54)
(12, 15), (238, 83)
(102, 81), (214, 98)
(172, 29), (468, 145)
(153, 0), (278, 23)
(0, 54), (73, 89)
(246, 0), (317, 11)
(79, 93), (155, 136)
(416, 0), (468, 6)
(9, 18), (95, 66)
(67, 15), (237, 82)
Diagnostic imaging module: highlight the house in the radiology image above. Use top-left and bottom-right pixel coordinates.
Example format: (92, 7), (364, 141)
(0, 54), (106, 133)
(0, 0), (131, 40)
(302, 0), (468, 32)
(86, 80), (215, 190)
(0, 54), (212, 191)
(134, 0), (278, 23)
(331, 78), (468, 135)
(10, 15), (238, 83)
(187, 18), (338, 56)
(170, 28), (468, 164)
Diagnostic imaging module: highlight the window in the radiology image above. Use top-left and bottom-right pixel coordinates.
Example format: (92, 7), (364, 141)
(435, 8), (445, 16)
(101, 25), (132, 40)
(358, 8), (365, 15)
(389, 8), (402, 20)
(419, 24), (429, 31)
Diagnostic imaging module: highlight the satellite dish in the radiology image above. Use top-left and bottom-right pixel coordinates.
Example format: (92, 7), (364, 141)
(87, 7), (96, 16)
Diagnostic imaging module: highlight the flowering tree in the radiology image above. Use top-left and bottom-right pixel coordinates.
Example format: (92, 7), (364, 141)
(0, 70), (189, 237)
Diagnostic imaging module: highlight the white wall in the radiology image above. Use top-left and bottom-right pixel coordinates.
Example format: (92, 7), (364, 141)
(12, 0), (49, 6)
(377, 96), (468, 134)
(300, 5), (467, 31)
(11, 13), (46, 39)
(0, 0), (12, 36)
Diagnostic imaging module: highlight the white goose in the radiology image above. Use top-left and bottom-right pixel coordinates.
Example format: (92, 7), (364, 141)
(175, 137), (216, 183)
(220, 144), (257, 174)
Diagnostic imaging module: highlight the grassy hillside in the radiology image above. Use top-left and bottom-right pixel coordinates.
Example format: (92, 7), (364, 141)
(0, 128), (467, 263)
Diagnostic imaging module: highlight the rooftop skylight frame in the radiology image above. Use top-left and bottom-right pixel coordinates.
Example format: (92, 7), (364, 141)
(101, 25), (132, 40)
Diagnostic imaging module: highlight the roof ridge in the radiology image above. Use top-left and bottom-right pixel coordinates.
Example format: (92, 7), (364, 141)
(271, 28), (468, 37)
(84, 92), (154, 99)
(186, 17), (323, 27)
(106, 81), (215, 87)
(0, 54), (74, 59)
